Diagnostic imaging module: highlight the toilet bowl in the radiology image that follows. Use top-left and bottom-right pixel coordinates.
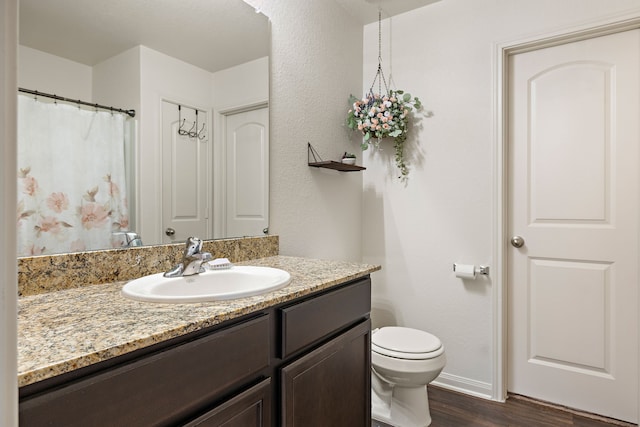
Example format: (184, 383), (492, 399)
(371, 326), (446, 427)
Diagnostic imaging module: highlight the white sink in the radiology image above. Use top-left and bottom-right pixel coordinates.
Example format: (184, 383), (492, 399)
(121, 266), (291, 303)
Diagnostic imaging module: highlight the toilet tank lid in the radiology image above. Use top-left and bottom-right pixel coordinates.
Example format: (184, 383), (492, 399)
(372, 326), (442, 354)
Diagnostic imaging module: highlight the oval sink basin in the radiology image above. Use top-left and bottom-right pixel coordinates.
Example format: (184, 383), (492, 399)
(121, 266), (291, 303)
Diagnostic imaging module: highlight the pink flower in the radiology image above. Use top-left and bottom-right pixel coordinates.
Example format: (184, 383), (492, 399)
(22, 176), (38, 196)
(357, 124), (364, 130)
(371, 118), (379, 125)
(109, 182), (120, 197)
(382, 123), (390, 130)
(70, 240), (86, 252)
(119, 215), (129, 229)
(377, 113), (384, 118)
(37, 216), (62, 235)
(26, 245), (45, 256)
(46, 192), (69, 213)
(80, 203), (110, 230)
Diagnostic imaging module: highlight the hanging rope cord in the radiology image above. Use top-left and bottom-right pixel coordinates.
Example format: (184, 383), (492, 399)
(368, 9), (389, 98)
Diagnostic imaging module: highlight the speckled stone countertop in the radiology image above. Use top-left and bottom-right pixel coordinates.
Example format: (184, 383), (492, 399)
(18, 255), (380, 388)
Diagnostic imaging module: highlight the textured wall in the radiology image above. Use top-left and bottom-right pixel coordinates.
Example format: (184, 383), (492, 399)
(362, 0), (640, 397)
(262, 0), (364, 261)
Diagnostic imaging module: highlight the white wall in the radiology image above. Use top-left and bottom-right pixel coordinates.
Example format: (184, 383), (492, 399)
(212, 56), (268, 109)
(0, 0), (18, 424)
(18, 45), (92, 100)
(93, 46), (141, 114)
(262, 0), (364, 261)
(362, 0), (640, 397)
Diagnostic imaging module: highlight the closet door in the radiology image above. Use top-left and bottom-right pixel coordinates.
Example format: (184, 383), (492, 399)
(161, 101), (210, 243)
(223, 106), (269, 238)
(507, 29), (639, 423)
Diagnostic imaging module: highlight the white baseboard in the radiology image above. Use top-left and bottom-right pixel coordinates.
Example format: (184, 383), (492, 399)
(431, 372), (498, 401)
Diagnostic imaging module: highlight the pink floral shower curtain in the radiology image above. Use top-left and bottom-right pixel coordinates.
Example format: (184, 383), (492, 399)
(17, 95), (130, 256)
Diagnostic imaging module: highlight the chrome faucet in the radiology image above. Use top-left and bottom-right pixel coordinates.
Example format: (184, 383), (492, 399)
(112, 231), (143, 247)
(164, 237), (212, 278)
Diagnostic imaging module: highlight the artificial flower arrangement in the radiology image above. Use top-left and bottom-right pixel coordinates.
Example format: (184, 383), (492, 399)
(346, 89), (421, 178)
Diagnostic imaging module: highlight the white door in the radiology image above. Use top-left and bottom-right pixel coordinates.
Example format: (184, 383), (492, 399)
(224, 107), (269, 237)
(507, 30), (639, 423)
(161, 101), (209, 243)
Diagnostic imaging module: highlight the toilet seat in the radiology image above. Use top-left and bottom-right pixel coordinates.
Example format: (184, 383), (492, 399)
(372, 327), (444, 360)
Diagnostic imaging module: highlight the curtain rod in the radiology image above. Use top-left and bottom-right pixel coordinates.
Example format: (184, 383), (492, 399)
(18, 87), (136, 118)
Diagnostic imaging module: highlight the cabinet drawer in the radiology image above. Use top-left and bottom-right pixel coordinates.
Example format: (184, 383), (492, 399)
(20, 315), (270, 427)
(184, 378), (271, 427)
(279, 277), (370, 358)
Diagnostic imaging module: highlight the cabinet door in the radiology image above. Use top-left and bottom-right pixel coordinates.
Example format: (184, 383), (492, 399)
(184, 379), (271, 427)
(281, 319), (371, 427)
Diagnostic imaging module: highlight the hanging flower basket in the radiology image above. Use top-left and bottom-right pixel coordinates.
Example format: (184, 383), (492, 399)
(346, 89), (421, 178)
(345, 10), (422, 179)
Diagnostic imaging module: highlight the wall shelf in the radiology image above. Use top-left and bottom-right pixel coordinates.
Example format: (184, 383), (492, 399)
(307, 143), (366, 172)
(308, 161), (366, 172)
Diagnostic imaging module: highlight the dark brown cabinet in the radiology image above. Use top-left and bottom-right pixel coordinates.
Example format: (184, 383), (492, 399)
(281, 320), (371, 427)
(19, 276), (371, 426)
(20, 315), (271, 427)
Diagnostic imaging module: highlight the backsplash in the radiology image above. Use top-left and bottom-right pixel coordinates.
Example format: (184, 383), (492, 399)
(18, 236), (279, 296)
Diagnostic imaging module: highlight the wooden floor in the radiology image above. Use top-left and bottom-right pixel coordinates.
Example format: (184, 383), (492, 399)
(373, 385), (637, 427)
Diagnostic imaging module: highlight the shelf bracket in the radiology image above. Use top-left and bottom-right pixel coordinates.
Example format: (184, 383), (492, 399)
(307, 143), (323, 165)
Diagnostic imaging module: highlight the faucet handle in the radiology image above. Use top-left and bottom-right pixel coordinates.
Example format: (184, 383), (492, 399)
(184, 237), (204, 256)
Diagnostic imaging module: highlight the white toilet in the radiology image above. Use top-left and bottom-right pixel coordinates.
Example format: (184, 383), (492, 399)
(371, 326), (446, 427)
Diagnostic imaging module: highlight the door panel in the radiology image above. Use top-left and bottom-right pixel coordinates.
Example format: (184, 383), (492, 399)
(224, 107), (269, 237)
(529, 258), (611, 372)
(530, 63), (610, 222)
(507, 30), (639, 423)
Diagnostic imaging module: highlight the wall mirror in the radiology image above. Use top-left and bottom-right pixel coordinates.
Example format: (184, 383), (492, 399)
(17, 0), (270, 256)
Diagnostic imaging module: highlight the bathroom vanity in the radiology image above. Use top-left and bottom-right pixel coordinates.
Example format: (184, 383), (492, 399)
(18, 255), (379, 426)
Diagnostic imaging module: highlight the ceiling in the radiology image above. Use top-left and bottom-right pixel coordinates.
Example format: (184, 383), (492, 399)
(19, 0), (440, 73)
(19, 0), (270, 73)
(335, 0), (441, 24)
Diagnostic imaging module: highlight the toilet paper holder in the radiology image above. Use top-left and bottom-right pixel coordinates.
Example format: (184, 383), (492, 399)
(452, 263), (490, 276)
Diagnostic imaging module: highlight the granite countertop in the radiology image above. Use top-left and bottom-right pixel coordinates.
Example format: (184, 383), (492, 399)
(18, 255), (380, 388)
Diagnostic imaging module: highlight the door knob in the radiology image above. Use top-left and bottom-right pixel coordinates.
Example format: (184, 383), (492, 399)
(165, 228), (176, 237)
(511, 235), (525, 248)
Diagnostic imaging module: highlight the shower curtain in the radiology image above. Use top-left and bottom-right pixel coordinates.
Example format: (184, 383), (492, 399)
(17, 95), (130, 256)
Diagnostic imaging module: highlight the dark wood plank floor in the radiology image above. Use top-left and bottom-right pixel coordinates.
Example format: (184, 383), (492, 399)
(373, 385), (636, 427)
